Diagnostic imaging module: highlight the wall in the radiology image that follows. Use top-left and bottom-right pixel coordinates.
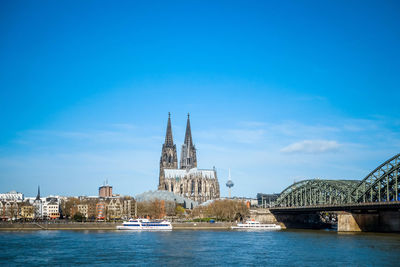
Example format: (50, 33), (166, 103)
(338, 211), (400, 232)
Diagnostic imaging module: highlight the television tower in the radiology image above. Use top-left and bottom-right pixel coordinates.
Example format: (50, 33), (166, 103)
(225, 168), (234, 198)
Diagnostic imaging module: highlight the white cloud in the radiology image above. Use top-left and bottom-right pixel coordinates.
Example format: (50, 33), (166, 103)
(281, 140), (340, 154)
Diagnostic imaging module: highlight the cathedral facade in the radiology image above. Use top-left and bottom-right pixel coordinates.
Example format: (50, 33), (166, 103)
(158, 113), (220, 203)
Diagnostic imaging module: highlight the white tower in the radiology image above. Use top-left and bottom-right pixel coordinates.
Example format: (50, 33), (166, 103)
(225, 169), (234, 198)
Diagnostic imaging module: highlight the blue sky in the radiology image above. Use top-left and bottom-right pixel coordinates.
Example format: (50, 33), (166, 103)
(0, 1), (399, 198)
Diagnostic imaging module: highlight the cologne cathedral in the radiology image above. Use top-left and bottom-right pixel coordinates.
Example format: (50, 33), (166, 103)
(158, 113), (220, 203)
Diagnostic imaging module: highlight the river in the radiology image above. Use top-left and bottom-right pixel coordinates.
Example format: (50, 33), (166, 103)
(1, 230), (399, 266)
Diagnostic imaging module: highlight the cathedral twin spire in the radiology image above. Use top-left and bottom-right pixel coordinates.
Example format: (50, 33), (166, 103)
(159, 113), (220, 202)
(180, 113), (197, 169)
(161, 113), (197, 170)
(184, 114), (193, 148)
(164, 112), (174, 147)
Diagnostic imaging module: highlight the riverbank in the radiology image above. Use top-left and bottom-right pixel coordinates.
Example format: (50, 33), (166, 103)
(0, 222), (233, 231)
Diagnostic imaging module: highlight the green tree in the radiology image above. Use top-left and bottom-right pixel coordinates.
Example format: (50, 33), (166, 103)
(73, 212), (84, 222)
(175, 205), (185, 218)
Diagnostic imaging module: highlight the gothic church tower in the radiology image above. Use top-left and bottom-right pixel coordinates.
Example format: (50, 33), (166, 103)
(180, 114), (197, 169)
(158, 113), (178, 190)
(158, 113), (220, 203)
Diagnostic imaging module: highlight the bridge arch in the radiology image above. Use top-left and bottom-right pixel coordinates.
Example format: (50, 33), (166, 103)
(275, 179), (359, 207)
(351, 153), (400, 203)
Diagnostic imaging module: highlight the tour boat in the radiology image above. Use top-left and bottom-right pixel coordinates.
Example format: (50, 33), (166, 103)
(231, 220), (281, 230)
(117, 218), (172, 231)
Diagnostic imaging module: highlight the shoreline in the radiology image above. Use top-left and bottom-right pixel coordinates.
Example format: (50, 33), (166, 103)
(0, 222), (233, 231)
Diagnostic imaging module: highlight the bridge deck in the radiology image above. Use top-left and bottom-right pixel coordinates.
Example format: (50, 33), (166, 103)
(270, 201), (400, 213)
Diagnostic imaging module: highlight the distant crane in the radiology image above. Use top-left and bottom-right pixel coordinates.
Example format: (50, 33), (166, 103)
(226, 169), (234, 198)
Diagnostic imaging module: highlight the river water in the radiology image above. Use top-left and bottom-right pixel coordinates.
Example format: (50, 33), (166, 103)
(1, 230), (399, 266)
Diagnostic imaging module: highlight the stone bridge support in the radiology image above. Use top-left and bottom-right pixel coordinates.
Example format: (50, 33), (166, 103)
(249, 209), (279, 224)
(272, 212), (329, 229)
(253, 209), (329, 229)
(338, 210), (400, 232)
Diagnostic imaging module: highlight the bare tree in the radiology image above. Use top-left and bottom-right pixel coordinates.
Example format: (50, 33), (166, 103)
(192, 200), (249, 221)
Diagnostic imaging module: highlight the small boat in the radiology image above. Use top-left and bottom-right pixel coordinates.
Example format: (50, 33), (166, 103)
(117, 218), (172, 231)
(231, 220), (281, 230)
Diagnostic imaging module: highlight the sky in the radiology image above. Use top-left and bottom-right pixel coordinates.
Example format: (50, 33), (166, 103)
(0, 0), (399, 198)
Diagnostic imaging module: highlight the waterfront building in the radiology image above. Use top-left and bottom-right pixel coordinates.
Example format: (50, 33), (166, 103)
(43, 201), (60, 219)
(77, 204), (89, 219)
(96, 202), (106, 220)
(42, 202), (48, 218)
(87, 202), (97, 219)
(107, 198), (122, 220)
(158, 114), (220, 203)
(122, 199), (132, 219)
(0, 190), (24, 202)
(48, 203), (60, 219)
(0, 201), (17, 220)
(99, 183), (113, 198)
(1, 201), (19, 220)
(20, 205), (34, 220)
(4, 202), (11, 219)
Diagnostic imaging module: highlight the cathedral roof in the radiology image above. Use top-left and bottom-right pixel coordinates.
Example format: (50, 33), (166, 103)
(164, 168), (216, 179)
(136, 190), (198, 208)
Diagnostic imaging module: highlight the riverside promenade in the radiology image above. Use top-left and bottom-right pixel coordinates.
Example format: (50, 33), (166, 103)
(0, 222), (233, 231)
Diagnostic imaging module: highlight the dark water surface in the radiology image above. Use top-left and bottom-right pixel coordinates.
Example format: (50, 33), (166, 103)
(1, 230), (400, 266)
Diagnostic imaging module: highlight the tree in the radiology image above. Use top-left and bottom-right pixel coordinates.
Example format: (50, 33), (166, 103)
(61, 197), (80, 219)
(192, 200), (249, 221)
(136, 200), (175, 219)
(73, 212), (84, 222)
(175, 205), (185, 218)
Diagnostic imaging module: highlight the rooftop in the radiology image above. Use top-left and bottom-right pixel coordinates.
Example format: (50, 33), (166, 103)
(136, 190), (198, 209)
(164, 168), (216, 179)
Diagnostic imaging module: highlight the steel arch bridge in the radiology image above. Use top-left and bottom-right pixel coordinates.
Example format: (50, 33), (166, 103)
(275, 179), (359, 207)
(275, 153), (400, 208)
(351, 153), (400, 203)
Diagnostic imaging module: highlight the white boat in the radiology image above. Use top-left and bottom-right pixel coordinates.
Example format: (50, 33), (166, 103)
(117, 218), (172, 231)
(231, 220), (281, 230)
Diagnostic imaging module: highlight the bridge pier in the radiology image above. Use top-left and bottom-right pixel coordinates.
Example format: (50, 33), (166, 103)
(274, 213), (325, 229)
(338, 210), (400, 232)
(272, 212), (331, 229)
(250, 209), (331, 229)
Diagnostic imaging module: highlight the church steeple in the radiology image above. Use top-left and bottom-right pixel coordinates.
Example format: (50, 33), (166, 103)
(35, 185), (41, 201)
(160, 113), (178, 168)
(159, 113), (178, 190)
(180, 113), (197, 169)
(164, 112), (174, 147)
(184, 113), (193, 147)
